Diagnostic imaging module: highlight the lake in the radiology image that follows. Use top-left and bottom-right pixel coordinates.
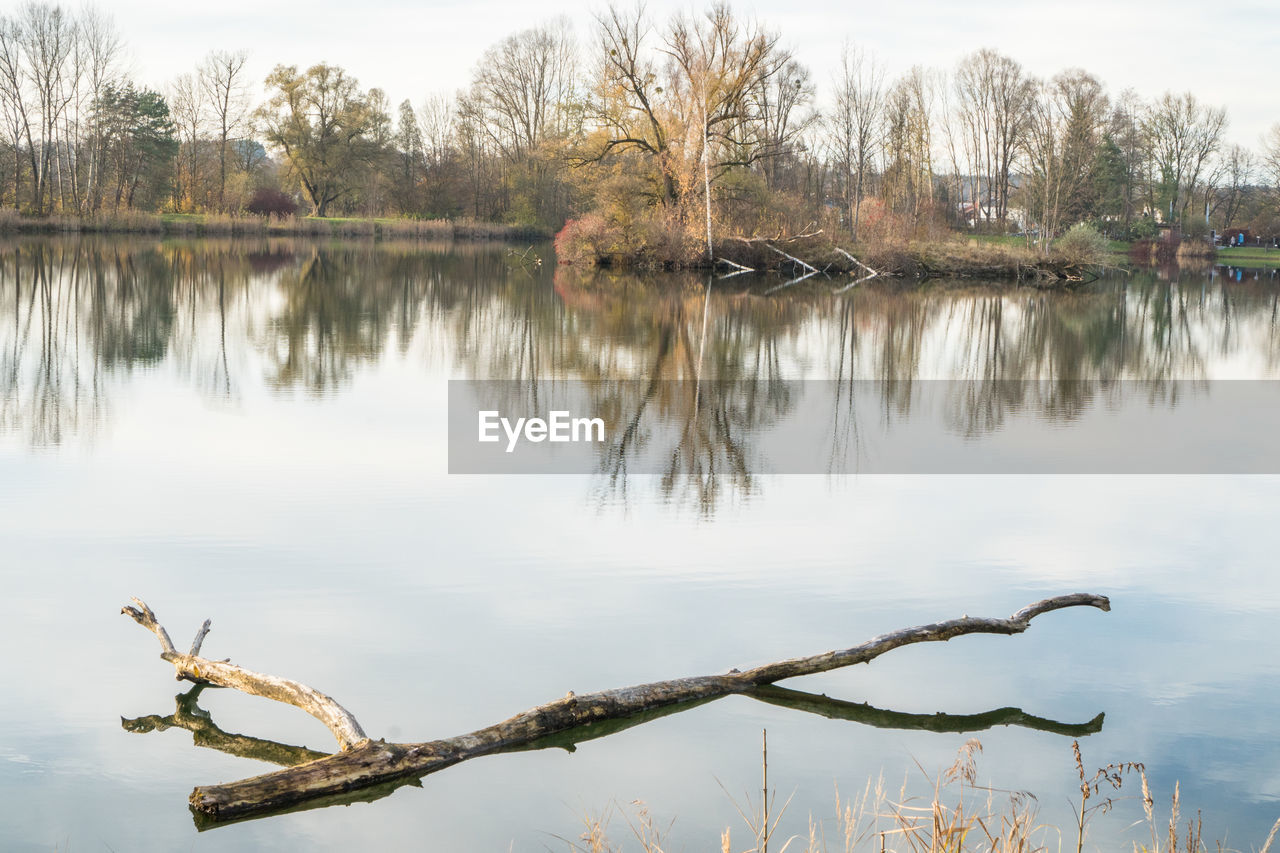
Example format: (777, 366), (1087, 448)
(2, 237), (1279, 851)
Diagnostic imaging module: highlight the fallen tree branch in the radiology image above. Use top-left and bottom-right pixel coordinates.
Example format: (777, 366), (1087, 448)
(717, 257), (755, 273)
(834, 247), (882, 281)
(763, 243), (818, 274)
(729, 229), (823, 244)
(124, 683), (1102, 829)
(123, 593), (1109, 824)
(122, 599), (368, 750)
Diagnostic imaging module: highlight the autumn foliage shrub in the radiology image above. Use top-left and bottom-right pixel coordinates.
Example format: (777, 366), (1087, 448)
(554, 214), (611, 264)
(554, 209), (702, 268)
(246, 188), (298, 218)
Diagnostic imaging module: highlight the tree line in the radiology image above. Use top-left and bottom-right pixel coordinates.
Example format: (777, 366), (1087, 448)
(0, 1), (1278, 243)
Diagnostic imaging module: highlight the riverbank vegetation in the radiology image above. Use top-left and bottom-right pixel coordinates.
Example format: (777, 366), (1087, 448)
(0, 208), (546, 240)
(0, 3), (1276, 264)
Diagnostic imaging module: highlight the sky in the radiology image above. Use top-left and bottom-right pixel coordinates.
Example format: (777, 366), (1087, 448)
(106, 0), (1280, 149)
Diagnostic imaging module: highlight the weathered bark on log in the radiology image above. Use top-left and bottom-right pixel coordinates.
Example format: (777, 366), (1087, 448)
(123, 593), (1110, 824)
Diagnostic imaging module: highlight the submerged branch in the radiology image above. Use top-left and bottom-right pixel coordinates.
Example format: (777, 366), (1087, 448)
(122, 594), (1110, 824)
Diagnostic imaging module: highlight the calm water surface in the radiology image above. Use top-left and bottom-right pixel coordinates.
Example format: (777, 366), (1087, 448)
(1, 238), (1279, 851)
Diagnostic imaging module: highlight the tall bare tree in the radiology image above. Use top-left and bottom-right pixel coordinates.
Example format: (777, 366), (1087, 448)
(954, 48), (1035, 229)
(881, 67), (935, 223)
(1051, 69), (1108, 225)
(827, 43), (883, 240)
(583, 4), (676, 203)
(583, 2), (794, 214)
(1216, 144), (1255, 231)
(1263, 125), (1280, 218)
(76, 6), (122, 212)
(199, 49), (249, 209)
(18, 2), (76, 213)
(168, 71), (204, 210)
(0, 14), (31, 208)
(465, 18), (576, 161)
(1141, 91), (1226, 229)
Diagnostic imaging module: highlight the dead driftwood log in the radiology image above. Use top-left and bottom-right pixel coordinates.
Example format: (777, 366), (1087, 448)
(123, 593), (1109, 824)
(126, 681), (1103, 773)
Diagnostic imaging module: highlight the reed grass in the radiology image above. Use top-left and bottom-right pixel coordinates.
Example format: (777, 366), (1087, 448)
(563, 739), (1280, 853)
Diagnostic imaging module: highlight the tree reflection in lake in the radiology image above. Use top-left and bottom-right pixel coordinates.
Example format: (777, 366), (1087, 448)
(2, 238), (1278, 503)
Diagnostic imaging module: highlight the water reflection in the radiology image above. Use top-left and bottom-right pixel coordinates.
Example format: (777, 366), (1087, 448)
(3, 238), (1278, 489)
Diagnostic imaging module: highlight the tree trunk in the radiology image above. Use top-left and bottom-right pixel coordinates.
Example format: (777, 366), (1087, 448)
(123, 593), (1111, 825)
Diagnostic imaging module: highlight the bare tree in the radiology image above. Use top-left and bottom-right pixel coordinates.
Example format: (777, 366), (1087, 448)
(1023, 70), (1109, 250)
(1051, 69), (1108, 226)
(0, 14), (32, 208)
(584, 3), (675, 202)
(418, 93), (457, 216)
(1265, 124), (1280, 189)
(1216, 144), (1255, 231)
(746, 57), (814, 190)
(954, 49), (1035, 229)
(18, 2), (76, 213)
(419, 93), (454, 170)
(827, 42), (883, 240)
(583, 2), (795, 213)
(168, 71), (204, 210)
(1262, 124), (1280, 227)
(76, 6), (123, 213)
(1102, 88), (1146, 235)
(466, 18), (576, 161)
(199, 48), (249, 210)
(1022, 79), (1063, 251)
(1141, 91), (1226, 229)
(881, 66), (935, 224)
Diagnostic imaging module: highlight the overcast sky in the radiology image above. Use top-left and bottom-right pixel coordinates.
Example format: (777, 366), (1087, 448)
(108, 0), (1279, 148)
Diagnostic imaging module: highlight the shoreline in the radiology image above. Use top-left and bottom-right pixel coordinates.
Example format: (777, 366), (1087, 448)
(0, 211), (550, 242)
(571, 235), (1107, 284)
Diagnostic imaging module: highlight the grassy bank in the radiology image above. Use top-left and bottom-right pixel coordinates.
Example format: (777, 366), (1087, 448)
(972, 232), (1132, 264)
(0, 209), (550, 242)
(1217, 245), (1280, 267)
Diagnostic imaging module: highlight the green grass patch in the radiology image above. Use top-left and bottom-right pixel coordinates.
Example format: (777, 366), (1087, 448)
(1217, 246), (1280, 266)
